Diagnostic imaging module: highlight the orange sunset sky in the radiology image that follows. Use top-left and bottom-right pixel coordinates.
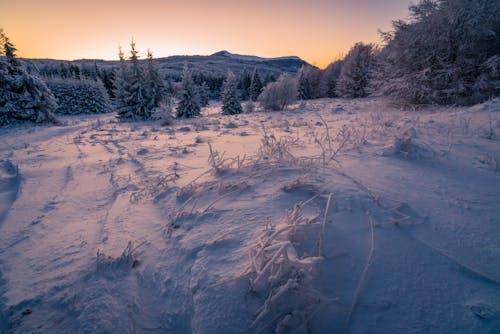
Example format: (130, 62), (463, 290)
(1, 0), (411, 68)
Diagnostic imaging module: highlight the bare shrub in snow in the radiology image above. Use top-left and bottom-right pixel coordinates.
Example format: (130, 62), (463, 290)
(257, 126), (299, 164)
(96, 241), (144, 275)
(207, 142), (246, 174)
(247, 197), (332, 332)
(386, 127), (433, 159)
(258, 74), (298, 111)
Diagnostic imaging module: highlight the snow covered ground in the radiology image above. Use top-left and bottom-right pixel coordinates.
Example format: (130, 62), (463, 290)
(0, 97), (499, 333)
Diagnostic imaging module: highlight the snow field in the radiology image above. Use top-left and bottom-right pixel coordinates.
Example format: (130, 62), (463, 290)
(0, 97), (499, 333)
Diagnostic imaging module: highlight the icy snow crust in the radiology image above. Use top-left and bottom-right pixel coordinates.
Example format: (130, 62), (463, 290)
(0, 98), (499, 333)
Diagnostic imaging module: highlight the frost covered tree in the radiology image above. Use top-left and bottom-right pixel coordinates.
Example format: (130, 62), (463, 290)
(297, 66), (323, 100)
(113, 46), (129, 113)
(46, 78), (111, 114)
(249, 69), (263, 101)
(125, 41), (148, 119)
(145, 49), (165, 111)
(375, 0), (500, 105)
(176, 64), (200, 118)
(221, 71), (243, 115)
(336, 43), (375, 98)
(0, 29), (58, 125)
(258, 74), (298, 111)
(321, 60), (343, 98)
(197, 81), (210, 107)
(297, 67), (313, 100)
(114, 41), (152, 120)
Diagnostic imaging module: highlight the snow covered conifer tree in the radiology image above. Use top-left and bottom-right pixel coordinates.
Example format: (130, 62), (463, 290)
(113, 46), (129, 117)
(249, 69), (263, 101)
(336, 42), (375, 98)
(176, 64), (200, 118)
(297, 66), (313, 100)
(321, 60), (343, 98)
(115, 40), (151, 120)
(197, 81), (210, 107)
(375, 0), (500, 105)
(126, 40), (148, 119)
(221, 71), (242, 115)
(145, 49), (165, 111)
(0, 29), (58, 125)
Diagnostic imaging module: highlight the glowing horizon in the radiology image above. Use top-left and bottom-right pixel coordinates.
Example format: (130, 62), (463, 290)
(1, 0), (411, 68)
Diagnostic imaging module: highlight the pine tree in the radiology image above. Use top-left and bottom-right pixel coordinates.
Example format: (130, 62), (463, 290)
(249, 69), (263, 101)
(176, 64), (200, 118)
(0, 29), (58, 125)
(336, 42), (375, 98)
(221, 71), (242, 115)
(144, 49), (165, 111)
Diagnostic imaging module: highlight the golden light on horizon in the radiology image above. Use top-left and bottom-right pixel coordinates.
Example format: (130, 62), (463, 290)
(1, 0), (411, 68)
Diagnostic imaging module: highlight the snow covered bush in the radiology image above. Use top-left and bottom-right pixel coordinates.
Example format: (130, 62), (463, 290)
(0, 29), (58, 125)
(176, 64), (201, 118)
(336, 42), (375, 98)
(152, 99), (174, 126)
(375, 0), (500, 106)
(221, 71), (242, 115)
(258, 74), (298, 111)
(45, 78), (111, 114)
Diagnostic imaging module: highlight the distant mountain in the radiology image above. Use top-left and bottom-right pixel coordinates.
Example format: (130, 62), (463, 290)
(25, 50), (312, 80)
(154, 50), (310, 79)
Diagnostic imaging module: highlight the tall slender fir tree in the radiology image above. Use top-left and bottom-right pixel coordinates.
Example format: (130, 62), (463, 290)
(221, 71), (243, 115)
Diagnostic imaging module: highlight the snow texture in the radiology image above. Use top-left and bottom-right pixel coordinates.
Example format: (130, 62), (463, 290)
(0, 97), (499, 333)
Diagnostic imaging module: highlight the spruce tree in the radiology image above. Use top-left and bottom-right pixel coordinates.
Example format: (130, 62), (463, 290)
(249, 69), (263, 101)
(221, 71), (242, 115)
(0, 29), (58, 125)
(176, 64), (200, 118)
(114, 46), (130, 119)
(145, 49), (165, 111)
(115, 41), (150, 120)
(127, 40), (148, 119)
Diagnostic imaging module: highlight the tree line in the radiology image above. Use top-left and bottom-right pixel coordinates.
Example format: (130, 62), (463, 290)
(1, 0), (498, 125)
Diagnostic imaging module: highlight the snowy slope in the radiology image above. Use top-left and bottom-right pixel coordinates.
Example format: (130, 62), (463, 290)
(0, 98), (499, 333)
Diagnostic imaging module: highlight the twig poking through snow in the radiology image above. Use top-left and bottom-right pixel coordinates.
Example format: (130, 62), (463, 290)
(344, 213), (375, 333)
(317, 193), (333, 257)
